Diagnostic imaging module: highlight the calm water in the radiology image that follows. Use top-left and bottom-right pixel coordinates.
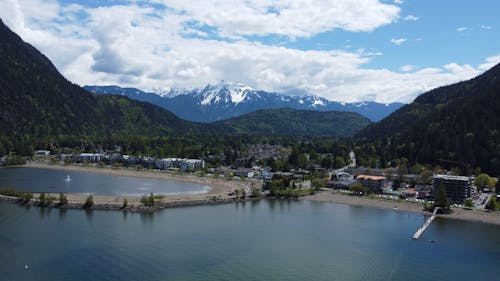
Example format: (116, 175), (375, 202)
(0, 200), (499, 281)
(0, 167), (211, 196)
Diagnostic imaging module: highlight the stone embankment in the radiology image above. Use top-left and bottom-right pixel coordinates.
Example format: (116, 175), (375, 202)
(0, 194), (257, 212)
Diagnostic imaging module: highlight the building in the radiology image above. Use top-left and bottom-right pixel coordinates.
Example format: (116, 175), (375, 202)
(34, 150), (50, 156)
(432, 174), (471, 203)
(356, 175), (386, 193)
(155, 158), (204, 171)
(234, 168), (254, 178)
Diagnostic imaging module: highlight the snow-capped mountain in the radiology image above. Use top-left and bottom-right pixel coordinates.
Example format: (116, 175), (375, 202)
(84, 81), (404, 122)
(148, 87), (189, 98)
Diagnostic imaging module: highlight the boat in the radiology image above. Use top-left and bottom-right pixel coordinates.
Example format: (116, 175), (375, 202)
(65, 175), (71, 182)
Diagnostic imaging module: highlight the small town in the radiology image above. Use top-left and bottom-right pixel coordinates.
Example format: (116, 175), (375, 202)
(4, 144), (494, 214)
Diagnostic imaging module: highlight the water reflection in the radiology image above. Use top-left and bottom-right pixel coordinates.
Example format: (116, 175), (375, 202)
(38, 207), (51, 219)
(85, 209), (93, 223)
(58, 208), (67, 220)
(140, 212), (155, 225)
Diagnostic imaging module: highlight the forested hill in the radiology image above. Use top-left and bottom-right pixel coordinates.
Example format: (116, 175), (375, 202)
(359, 62), (500, 174)
(217, 108), (371, 137)
(0, 18), (205, 152)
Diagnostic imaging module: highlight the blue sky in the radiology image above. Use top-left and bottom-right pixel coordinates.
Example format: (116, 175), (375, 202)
(1, 0), (499, 103)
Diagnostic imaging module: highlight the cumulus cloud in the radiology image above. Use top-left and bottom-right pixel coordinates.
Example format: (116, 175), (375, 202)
(457, 27), (469, 32)
(480, 25), (492, 30)
(158, 0), (401, 38)
(390, 38), (407, 45)
(0, 0), (498, 104)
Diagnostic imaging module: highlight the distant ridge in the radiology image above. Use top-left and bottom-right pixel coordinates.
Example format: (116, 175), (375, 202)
(85, 83), (403, 122)
(216, 108), (371, 137)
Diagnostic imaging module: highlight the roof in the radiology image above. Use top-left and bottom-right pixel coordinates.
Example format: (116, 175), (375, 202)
(356, 175), (386, 181)
(433, 174), (469, 181)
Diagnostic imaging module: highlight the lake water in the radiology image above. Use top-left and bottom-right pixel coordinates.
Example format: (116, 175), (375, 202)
(0, 167), (211, 196)
(1, 199), (499, 281)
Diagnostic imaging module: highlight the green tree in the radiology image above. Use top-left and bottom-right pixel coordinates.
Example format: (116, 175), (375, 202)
(38, 193), (49, 207)
(122, 198), (128, 209)
(433, 186), (450, 213)
(463, 199), (474, 208)
(140, 193), (155, 207)
(251, 188), (261, 198)
(496, 179), (500, 195)
(474, 173), (492, 192)
(334, 156), (346, 169)
(349, 183), (367, 195)
(485, 196), (497, 211)
(58, 192), (68, 206)
(83, 195), (94, 209)
(19, 193), (33, 205)
(312, 178), (327, 190)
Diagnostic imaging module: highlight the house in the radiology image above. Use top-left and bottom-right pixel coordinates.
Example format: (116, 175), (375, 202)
(432, 174), (471, 203)
(356, 175), (386, 193)
(234, 168), (254, 178)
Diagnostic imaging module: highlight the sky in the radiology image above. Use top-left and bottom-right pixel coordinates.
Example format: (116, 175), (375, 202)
(1, 0), (500, 103)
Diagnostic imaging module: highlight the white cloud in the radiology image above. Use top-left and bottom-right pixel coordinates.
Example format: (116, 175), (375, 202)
(400, 64), (414, 72)
(158, 0), (401, 38)
(394, 0), (404, 4)
(480, 25), (492, 30)
(0, 0), (498, 105)
(403, 15), (418, 21)
(457, 27), (469, 32)
(390, 38), (407, 45)
(478, 54), (500, 71)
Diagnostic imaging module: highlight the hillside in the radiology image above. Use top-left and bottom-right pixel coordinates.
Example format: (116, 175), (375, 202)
(0, 19), (203, 153)
(218, 108), (371, 137)
(359, 63), (500, 174)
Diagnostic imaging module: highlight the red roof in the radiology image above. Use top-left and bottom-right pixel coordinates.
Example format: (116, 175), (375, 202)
(356, 175), (386, 181)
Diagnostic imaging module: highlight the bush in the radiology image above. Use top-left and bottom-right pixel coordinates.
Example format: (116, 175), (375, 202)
(0, 188), (23, 197)
(19, 193), (33, 205)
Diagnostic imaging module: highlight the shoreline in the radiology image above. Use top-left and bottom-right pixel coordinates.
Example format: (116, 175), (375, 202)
(304, 192), (500, 226)
(0, 162), (259, 211)
(3, 163), (500, 226)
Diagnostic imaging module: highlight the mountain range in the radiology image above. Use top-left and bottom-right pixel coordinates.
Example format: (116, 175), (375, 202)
(84, 82), (403, 122)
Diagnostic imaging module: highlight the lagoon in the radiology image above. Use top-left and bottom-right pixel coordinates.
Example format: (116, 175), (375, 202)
(0, 199), (499, 281)
(0, 167), (211, 196)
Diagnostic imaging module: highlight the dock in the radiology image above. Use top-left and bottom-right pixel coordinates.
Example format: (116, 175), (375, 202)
(412, 207), (440, 240)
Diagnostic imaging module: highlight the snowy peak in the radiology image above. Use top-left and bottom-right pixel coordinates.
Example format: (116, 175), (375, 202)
(148, 87), (189, 98)
(84, 84), (405, 122)
(198, 80), (254, 105)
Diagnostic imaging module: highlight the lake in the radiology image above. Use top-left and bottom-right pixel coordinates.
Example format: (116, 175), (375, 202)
(0, 167), (211, 196)
(0, 199), (499, 281)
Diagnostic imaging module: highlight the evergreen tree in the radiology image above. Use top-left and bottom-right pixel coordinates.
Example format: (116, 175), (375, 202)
(433, 185), (450, 213)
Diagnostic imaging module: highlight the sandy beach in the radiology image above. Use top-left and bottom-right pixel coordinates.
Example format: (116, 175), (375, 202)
(4, 162), (500, 226)
(22, 162), (258, 207)
(305, 191), (500, 226)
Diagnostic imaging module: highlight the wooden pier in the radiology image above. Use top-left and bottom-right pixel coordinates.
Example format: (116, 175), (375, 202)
(412, 207), (440, 240)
